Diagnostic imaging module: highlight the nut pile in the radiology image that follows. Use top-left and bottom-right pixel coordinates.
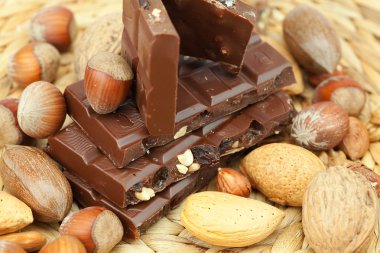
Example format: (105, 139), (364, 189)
(0, 0), (380, 253)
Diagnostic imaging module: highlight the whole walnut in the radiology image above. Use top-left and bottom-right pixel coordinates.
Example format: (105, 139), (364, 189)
(303, 166), (378, 253)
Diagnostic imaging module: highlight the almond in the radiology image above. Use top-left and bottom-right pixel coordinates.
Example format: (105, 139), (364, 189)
(0, 231), (46, 251)
(283, 4), (341, 74)
(181, 191), (284, 247)
(0, 191), (33, 235)
(241, 143), (325, 206)
(0, 145), (72, 222)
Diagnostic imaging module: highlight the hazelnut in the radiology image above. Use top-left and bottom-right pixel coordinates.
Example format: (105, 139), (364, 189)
(189, 163), (201, 172)
(347, 162), (380, 197)
(30, 6), (77, 52)
(18, 81), (66, 139)
(308, 69), (347, 86)
(0, 241), (26, 253)
(7, 42), (60, 88)
(291, 101), (349, 150)
(0, 99), (23, 147)
(39, 235), (86, 253)
(85, 52), (133, 114)
(59, 206), (123, 253)
(339, 117), (369, 160)
(314, 76), (366, 116)
(217, 168), (252, 197)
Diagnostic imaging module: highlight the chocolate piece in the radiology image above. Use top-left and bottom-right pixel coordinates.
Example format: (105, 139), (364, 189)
(65, 164), (218, 239)
(162, 0), (256, 73)
(47, 92), (294, 208)
(69, 36), (294, 168)
(123, 0), (180, 135)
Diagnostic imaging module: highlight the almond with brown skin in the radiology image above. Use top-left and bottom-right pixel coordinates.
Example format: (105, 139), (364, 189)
(0, 241), (27, 253)
(217, 168), (251, 197)
(339, 117), (370, 160)
(0, 191), (33, 235)
(0, 231), (46, 252)
(0, 145), (72, 222)
(283, 4), (341, 74)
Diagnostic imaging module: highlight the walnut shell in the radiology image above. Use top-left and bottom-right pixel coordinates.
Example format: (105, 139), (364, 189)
(303, 166), (378, 253)
(74, 13), (122, 79)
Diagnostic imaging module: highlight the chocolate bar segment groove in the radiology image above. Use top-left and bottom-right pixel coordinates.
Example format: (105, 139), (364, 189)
(123, 0), (180, 135)
(69, 37), (294, 168)
(65, 164), (218, 239)
(162, 0), (256, 72)
(47, 92), (295, 208)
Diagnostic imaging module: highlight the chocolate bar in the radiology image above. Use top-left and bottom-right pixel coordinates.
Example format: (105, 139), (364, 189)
(68, 37), (294, 168)
(162, 0), (256, 72)
(65, 164), (218, 239)
(123, 0), (180, 135)
(47, 92), (294, 208)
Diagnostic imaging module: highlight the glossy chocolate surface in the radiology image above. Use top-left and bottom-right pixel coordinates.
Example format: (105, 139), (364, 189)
(163, 0), (256, 73)
(47, 92), (294, 208)
(68, 36), (294, 168)
(123, 0), (180, 135)
(65, 165), (218, 239)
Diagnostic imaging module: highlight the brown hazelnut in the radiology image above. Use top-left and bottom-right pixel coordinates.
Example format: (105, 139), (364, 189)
(217, 168), (252, 197)
(7, 42), (60, 88)
(0, 99), (23, 147)
(308, 70), (348, 86)
(60, 206), (123, 253)
(30, 6), (77, 52)
(39, 235), (86, 253)
(291, 101), (349, 150)
(339, 117), (369, 160)
(84, 52), (133, 114)
(346, 162), (380, 197)
(314, 76), (366, 116)
(18, 81), (66, 139)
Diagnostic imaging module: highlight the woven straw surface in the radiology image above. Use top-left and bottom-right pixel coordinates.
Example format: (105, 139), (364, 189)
(1, 0), (380, 252)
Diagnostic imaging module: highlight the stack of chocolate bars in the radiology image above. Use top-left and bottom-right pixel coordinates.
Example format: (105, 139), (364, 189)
(46, 0), (296, 239)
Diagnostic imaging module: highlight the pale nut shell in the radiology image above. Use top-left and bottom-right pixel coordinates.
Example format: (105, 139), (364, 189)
(303, 166), (378, 253)
(0, 191), (33, 235)
(18, 81), (66, 139)
(0, 241), (27, 253)
(181, 191), (284, 247)
(0, 145), (72, 222)
(240, 143), (325, 206)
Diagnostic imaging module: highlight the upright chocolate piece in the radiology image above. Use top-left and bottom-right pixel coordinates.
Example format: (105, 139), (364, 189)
(47, 92), (294, 208)
(123, 0), (180, 135)
(163, 0), (256, 72)
(71, 36), (294, 168)
(65, 164), (218, 239)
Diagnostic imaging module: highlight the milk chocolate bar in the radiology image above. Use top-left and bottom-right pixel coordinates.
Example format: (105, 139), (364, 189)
(123, 0), (180, 135)
(47, 92), (294, 208)
(65, 165), (218, 239)
(162, 0), (256, 72)
(68, 37), (294, 168)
